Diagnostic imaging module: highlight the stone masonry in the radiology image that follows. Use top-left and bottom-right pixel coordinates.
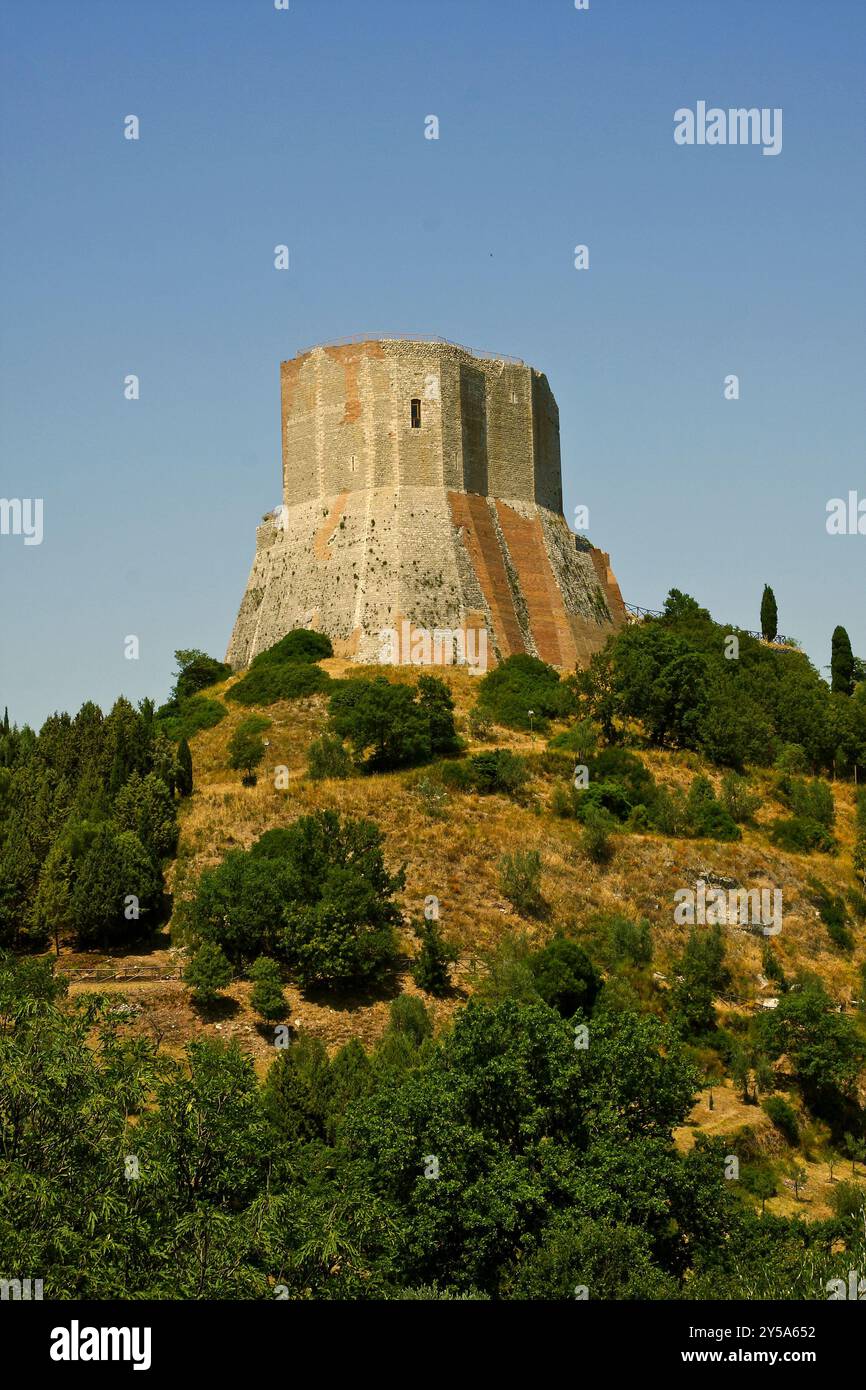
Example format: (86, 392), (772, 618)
(227, 338), (626, 670)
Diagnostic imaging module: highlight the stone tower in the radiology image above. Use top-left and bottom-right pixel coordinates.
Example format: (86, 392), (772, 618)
(227, 337), (626, 671)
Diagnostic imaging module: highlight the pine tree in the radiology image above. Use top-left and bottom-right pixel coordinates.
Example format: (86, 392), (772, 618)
(248, 956), (286, 1020)
(411, 919), (458, 996)
(176, 738), (194, 797)
(831, 626), (855, 696)
(183, 941), (233, 1006)
(760, 584), (778, 642)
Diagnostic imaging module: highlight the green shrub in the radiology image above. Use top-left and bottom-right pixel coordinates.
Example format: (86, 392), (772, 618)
(547, 719), (597, 761)
(499, 849), (544, 916)
(156, 695), (226, 742)
(170, 649), (231, 702)
(581, 812), (614, 865)
(184, 941), (233, 1006)
(251, 629), (333, 667)
(607, 914), (653, 966)
(685, 775), (741, 842)
(720, 771), (762, 824)
(807, 878), (852, 950)
(411, 920), (458, 996)
(228, 662), (330, 707)
(775, 743), (808, 774)
(307, 734), (352, 780)
(528, 936), (601, 1017)
(829, 1181), (866, 1222)
(328, 675), (458, 771)
(776, 775), (835, 827)
(227, 719), (267, 780)
(467, 707), (494, 740)
(467, 749), (527, 796)
(474, 654), (575, 732)
(768, 817), (837, 854)
(386, 993), (433, 1046)
(249, 956), (287, 1020)
(761, 1095), (800, 1146)
(181, 811), (403, 989)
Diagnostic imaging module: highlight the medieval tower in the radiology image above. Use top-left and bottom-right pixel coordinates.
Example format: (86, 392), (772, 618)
(227, 337), (626, 670)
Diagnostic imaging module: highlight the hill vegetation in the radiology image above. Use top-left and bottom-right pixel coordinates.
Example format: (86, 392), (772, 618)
(2, 601), (866, 1300)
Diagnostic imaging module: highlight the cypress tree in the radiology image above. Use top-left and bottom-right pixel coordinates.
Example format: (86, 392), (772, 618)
(176, 737), (194, 797)
(760, 584), (778, 642)
(831, 626), (855, 696)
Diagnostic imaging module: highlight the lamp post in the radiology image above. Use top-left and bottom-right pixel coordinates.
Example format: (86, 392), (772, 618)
(528, 709), (535, 734)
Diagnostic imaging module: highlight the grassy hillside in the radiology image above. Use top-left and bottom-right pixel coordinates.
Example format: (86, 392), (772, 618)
(55, 654), (865, 1225)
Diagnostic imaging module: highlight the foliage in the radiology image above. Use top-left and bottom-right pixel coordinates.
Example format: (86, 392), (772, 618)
(499, 850), (544, 916)
(306, 733), (352, 780)
(474, 654), (575, 732)
(528, 936), (602, 1018)
(184, 941), (233, 1006)
(328, 675), (459, 772)
(248, 956), (287, 1021)
(181, 811), (404, 989)
(411, 920), (458, 996)
(227, 719), (268, 780)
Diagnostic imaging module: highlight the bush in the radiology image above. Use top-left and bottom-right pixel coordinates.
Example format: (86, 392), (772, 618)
(768, 817), (837, 854)
(761, 1095), (800, 1146)
(528, 936), (602, 1017)
(499, 850), (544, 916)
(474, 654), (575, 732)
(170, 649), (231, 702)
(328, 676), (457, 771)
(156, 695), (226, 743)
(227, 719), (267, 780)
(181, 811), (404, 989)
(720, 772), (762, 824)
(248, 956), (287, 1020)
(685, 775), (741, 842)
(829, 1181), (866, 1222)
(411, 920), (458, 996)
(467, 749), (527, 796)
(547, 720), (598, 761)
(184, 942), (233, 1006)
(467, 708), (494, 740)
(607, 914), (653, 966)
(307, 734), (352, 780)
(387, 993), (433, 1046)
(251, 630), (333, 666)
(807, 879), (852, 950)
(582, 812), (614, 865)
(228, 662), (330, 707)
(775, 743), (808, 774)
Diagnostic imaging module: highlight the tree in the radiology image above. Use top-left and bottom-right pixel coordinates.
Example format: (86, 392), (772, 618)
(412, 920), (458, 996)
(327, 678), (433, 771)
(176, 738), (193, 797)
(831, 626), (855, 696)
(248, 956), (286, 1021)
(760, 585), (778, 642)
(184, 942), (233, 1006)
(758, 978), (866, 1121)
(227, 721), (266, 782)
(170, 649), (231, 703)
(113, 771), (178, 861)
(528, 936), (602, 1017)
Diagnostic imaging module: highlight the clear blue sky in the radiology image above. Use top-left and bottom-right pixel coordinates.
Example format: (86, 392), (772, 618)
(1, 0), (864, 726)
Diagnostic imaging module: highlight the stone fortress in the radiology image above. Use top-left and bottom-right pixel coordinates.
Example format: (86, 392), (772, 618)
(227, 337), (626, 672)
